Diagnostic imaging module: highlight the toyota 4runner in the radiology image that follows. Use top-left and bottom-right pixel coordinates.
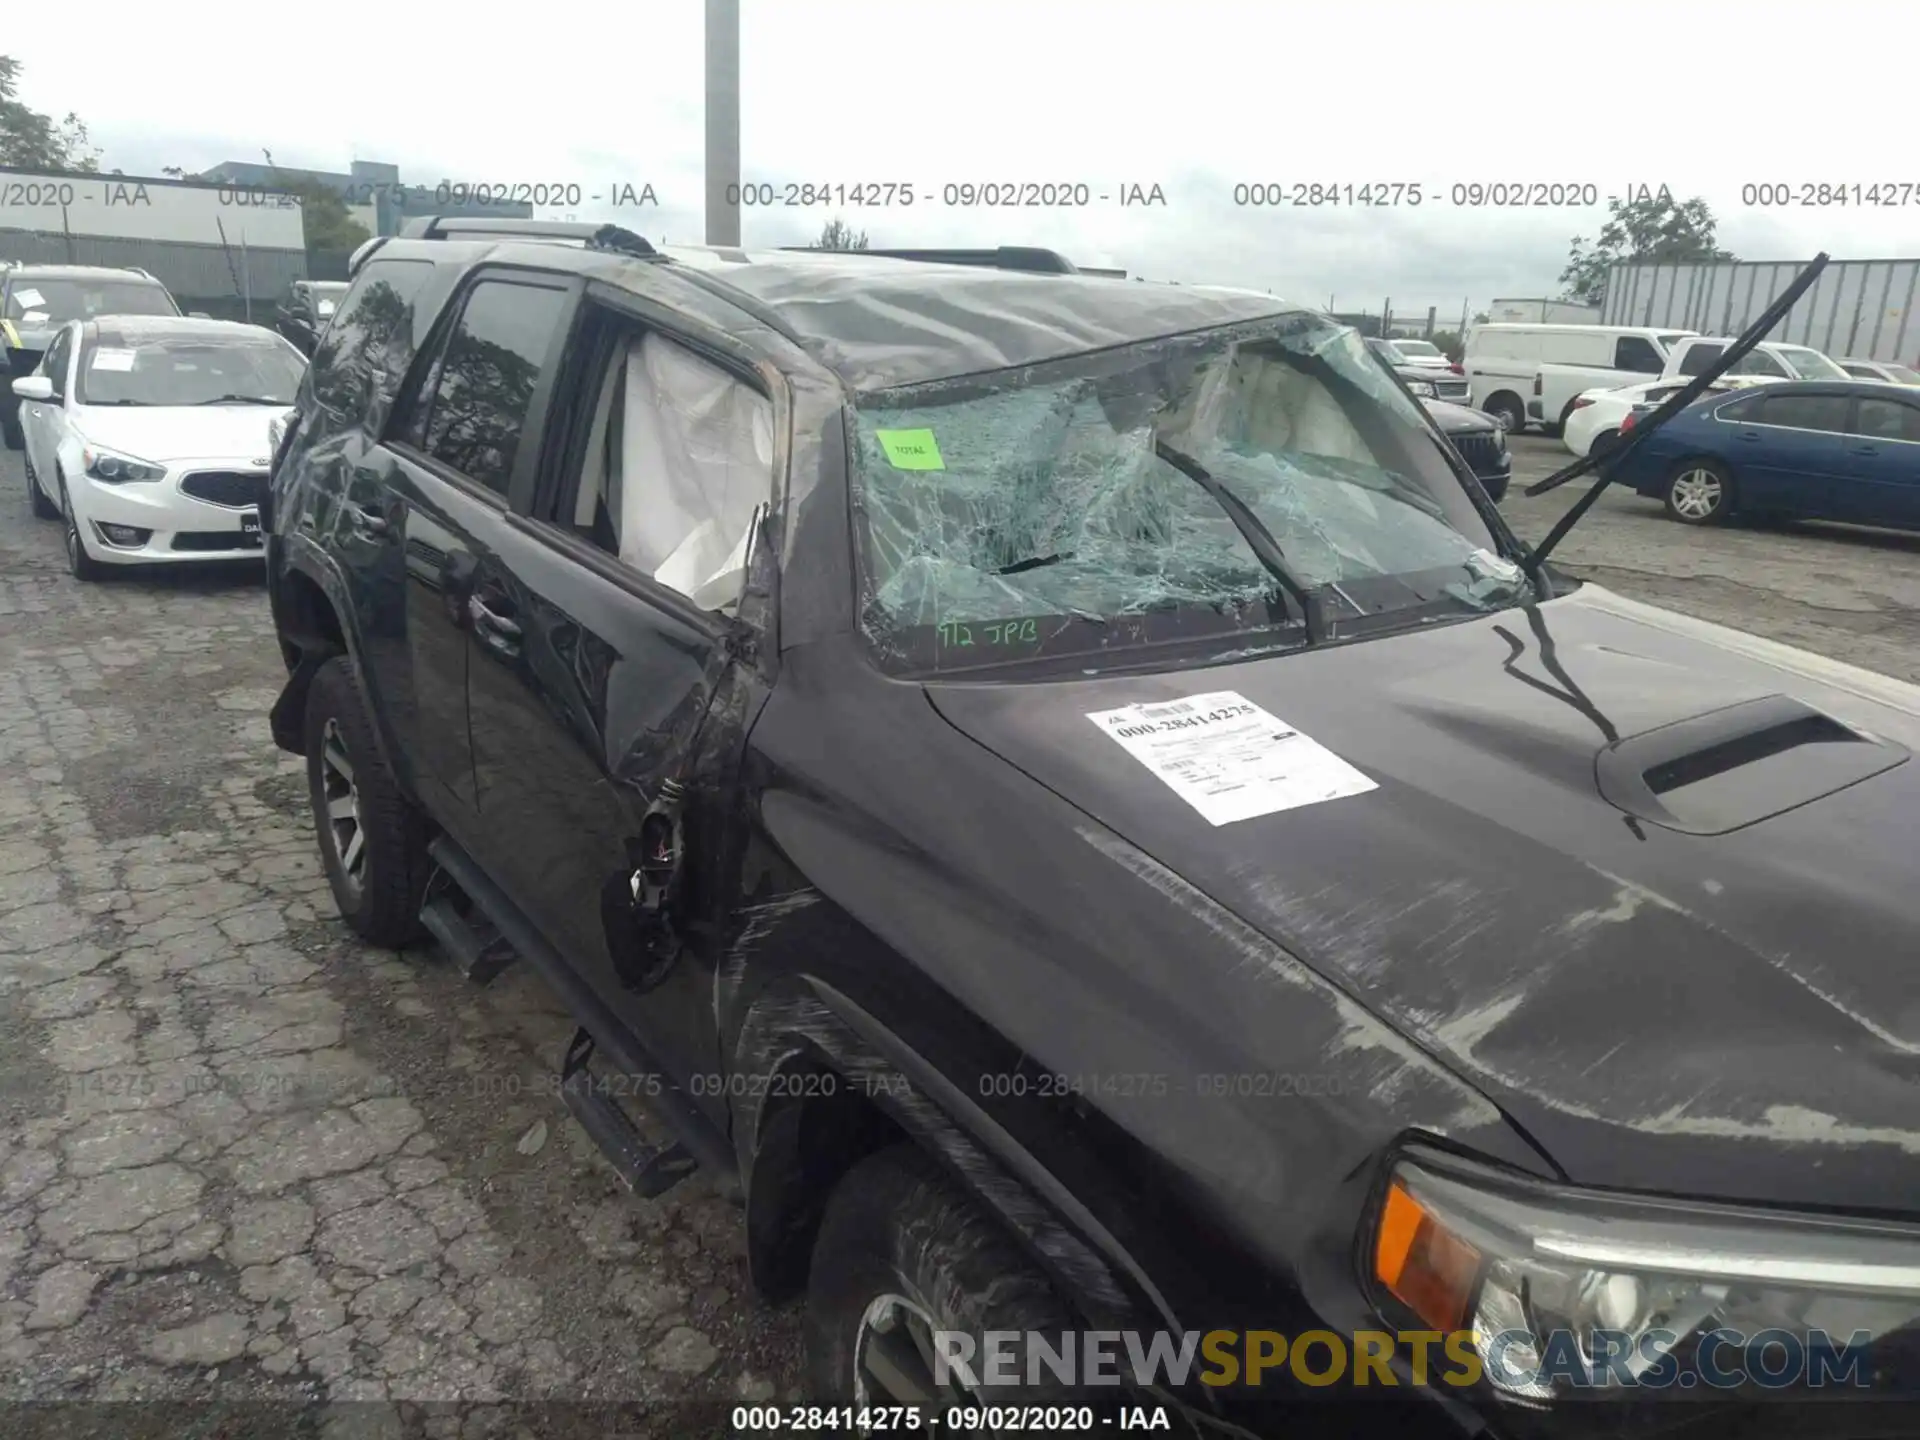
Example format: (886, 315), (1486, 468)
(266, 220), (1920, 1439)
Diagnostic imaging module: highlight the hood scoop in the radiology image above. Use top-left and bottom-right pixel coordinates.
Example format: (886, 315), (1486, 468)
(1596, 694), (1907, 835)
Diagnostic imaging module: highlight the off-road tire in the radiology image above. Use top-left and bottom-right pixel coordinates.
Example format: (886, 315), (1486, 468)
(304, 655), (429, 947)
(806, 1144), (1091, 1432)
(25, 449), (57, 518)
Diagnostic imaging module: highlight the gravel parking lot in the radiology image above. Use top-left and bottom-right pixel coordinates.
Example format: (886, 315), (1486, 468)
(1, 435), (1917, 1432)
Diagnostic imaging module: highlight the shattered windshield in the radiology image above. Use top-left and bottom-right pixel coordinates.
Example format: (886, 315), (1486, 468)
(851, 313), (1527, 673)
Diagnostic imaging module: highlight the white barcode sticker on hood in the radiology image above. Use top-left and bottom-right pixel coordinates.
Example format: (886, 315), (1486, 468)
(1087, 690), (1377, 826)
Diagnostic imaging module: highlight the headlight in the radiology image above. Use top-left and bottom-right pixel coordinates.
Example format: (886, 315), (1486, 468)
(1407, 379), (1438, 398)
(82, 446), (167, 483)
(1371, 1150), (1918, 1402)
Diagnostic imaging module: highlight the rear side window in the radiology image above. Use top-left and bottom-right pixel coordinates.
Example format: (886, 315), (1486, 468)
(1678, 343), (1725, 377)
(1614, 336), (1663, 374)
(1731, 350), (1792, 379)
(401, 279), (571, 497)
(1754, 393), (1850, 433)
(1853, 395), (1920, 443)
(308, 258), (436, 422)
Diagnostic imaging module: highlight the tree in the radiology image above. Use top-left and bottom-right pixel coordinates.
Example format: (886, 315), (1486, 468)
(0, 55), (100, 171)
(810, 217), (869, 251)
(1560, 192), (1732, 307)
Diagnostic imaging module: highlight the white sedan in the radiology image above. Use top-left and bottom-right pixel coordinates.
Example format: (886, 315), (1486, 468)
(13, 316), (303, 580)
(1561, 376), (1752, 459)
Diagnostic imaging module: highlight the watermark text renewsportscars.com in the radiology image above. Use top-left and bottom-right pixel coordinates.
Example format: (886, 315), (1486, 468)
(932, 1328), (1876, 1393)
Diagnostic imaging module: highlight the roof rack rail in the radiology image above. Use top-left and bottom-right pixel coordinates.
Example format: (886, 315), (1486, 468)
(346, 234), (389, 279)
(782, 245), (1079, 275)
(398, 215), (659, 260)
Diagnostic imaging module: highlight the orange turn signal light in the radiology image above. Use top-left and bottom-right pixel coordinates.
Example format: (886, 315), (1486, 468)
(1374, 1178), (1483, 1332)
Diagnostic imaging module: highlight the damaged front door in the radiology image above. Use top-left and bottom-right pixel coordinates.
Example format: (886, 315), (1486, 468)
(464, 309), (777, 1118)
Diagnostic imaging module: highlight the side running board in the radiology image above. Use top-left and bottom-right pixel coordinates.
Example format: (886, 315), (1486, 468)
(560, 1027), (698, 1197)
(419, 874), (518, 985)
(419, 835), (739, 1201)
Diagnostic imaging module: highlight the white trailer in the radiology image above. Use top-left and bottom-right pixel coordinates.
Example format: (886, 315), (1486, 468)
(1488, 297), (1603, 325)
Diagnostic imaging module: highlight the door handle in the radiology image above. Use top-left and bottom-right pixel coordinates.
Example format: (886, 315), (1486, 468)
(1737, 431), (1762, 442)
(469, 596), (522, 642)
(1849, 444), (1878, 455)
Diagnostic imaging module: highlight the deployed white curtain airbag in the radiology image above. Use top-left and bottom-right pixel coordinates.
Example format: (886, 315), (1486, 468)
(619, 334), (773, 610)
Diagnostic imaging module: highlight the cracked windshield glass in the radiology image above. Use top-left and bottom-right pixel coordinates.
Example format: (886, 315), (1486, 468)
(852, 314), (1527, 669)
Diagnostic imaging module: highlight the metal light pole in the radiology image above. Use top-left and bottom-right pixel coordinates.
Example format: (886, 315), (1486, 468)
(705, 0), (741, 246)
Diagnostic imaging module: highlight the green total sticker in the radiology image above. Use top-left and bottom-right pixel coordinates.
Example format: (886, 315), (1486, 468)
(875, 427), (945, 471)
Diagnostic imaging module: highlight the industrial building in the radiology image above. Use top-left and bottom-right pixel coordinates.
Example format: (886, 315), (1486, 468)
(1602, 257), (1920, 364)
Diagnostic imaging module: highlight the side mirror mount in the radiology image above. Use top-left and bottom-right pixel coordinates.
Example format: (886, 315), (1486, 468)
(12, 375), (54, 402)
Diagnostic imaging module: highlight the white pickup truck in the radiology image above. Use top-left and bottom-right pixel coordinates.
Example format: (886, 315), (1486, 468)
(1656, 336), (1851, 383)
(1533, 336), (1848, 436)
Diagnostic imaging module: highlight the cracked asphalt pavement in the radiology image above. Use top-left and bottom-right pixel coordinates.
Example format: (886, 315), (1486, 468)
(1, 437), (1917, 1435)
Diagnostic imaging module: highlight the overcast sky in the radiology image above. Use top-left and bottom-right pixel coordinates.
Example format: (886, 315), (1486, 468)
(8, 0), (1919, 313)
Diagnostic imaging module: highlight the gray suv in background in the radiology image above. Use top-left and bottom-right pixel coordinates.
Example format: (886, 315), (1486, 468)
(2, 263), (182, 449)
(1367, 336), (1471, 404)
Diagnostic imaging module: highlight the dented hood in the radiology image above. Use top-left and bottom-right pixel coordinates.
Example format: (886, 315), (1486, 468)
(925, 583), (1920, 1209)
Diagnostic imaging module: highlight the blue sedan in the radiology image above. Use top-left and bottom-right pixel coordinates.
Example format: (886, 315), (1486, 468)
(1606, 380), (1920, 529)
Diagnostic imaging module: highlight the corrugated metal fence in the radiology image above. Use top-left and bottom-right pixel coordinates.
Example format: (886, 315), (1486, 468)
(1602, 258), (1920, 364)
(0, 229), (356, 323)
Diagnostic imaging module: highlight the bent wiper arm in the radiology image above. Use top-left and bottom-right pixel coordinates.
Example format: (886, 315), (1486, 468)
(194, 393), (288, 405)
(1154, 439), (1327, 643)
(1519, 253), (1829, 580)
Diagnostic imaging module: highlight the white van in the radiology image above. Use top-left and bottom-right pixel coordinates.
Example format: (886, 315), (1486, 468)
(1465, 324), (1695, 434)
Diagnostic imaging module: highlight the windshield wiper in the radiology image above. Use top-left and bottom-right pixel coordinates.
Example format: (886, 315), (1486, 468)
(1520, 253), (1830, 580)
(1154, 439), (1327, 643)
(193, 393), (287, 405)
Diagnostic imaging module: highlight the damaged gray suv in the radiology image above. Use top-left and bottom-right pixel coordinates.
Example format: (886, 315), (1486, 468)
(265, 222), (1920, 1438)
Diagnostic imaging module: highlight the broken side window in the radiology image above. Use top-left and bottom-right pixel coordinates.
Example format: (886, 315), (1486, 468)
(569, 330), (774, 614)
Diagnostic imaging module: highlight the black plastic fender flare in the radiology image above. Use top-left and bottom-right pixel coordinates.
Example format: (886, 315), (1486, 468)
(732, 977), (1176, 1338)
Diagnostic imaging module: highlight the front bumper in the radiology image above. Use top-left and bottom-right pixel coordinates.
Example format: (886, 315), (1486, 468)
(1526, 399), (1544, 420)
(70, 465), (267, 565)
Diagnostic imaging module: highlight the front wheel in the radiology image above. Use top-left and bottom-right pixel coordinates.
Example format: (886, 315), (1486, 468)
(1664, 460), (1734, 525)
(304, 656), (429, 947)
(25, 449), (57, 519)
(806, 1145), (1091, 1433)
(58, 475), (106, 581)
